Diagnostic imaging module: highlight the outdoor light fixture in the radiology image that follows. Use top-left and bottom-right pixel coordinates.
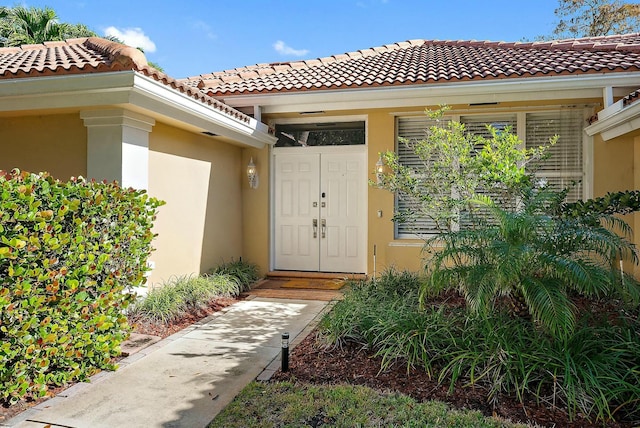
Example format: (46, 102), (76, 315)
(281, 332), (290, 372)
(375, 154), (385, 185)
(247, 157), (259, 189)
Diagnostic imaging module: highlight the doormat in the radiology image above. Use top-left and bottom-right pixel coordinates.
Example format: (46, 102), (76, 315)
(281, 279), (345, 290)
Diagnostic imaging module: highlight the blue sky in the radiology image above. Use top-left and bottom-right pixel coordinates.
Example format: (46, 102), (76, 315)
(15, 0), (560, 78)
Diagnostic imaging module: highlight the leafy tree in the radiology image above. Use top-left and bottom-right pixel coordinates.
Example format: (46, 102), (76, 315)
(63, 23), (98, 39)
(552, 0), (640, 37)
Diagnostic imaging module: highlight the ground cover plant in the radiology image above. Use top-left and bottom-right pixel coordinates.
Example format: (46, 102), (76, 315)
(208, 258), (259, 294)
(128, 271), (249, 325)
(210, 381), (533, 428)
(318, 272), (640, 426)
(0, 170), (162, 403)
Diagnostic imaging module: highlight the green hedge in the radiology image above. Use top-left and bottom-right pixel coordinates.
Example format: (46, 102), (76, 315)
(0, 170), (163, 403)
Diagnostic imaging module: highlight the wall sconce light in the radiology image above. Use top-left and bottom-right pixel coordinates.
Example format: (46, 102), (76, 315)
(247, 157), (259, 189)
(375, 154), (385, 185)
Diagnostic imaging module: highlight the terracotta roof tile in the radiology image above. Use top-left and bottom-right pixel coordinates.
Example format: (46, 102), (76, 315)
(0, 37), (252, 124)
(182, 33), (640, 96)
(623, 88), (640, 106)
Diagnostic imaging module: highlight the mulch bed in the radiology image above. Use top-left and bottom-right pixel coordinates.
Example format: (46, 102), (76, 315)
(271, 333), (637, 428)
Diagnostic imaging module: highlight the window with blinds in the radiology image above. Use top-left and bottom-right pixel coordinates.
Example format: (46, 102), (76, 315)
(525, 111), (584, 202)
(395, 116), (450, 237)
(396, 110), (586, 238)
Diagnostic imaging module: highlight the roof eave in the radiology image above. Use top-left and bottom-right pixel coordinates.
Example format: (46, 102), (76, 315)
(0, 71), (276, 149)
(585, 97), (640, 140)
(217, 73), (640, 114)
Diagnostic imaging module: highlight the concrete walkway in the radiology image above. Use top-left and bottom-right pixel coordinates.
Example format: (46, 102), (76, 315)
(3, 297), (330, 428)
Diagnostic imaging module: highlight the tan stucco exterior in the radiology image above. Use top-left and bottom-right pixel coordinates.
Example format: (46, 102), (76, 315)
(241, 147), (270, 275)
(148, 123), (244, 284)
(2, 68), (640, 283)
(0, 113), (87, 179)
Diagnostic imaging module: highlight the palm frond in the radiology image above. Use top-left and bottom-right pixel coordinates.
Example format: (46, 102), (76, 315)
(519, 276), (576, 339)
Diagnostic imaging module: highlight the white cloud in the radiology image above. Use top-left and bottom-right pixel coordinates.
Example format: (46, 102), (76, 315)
(104, 26), (157, 53)
(191, 20), (216, 40)
(273, 40), (309, 57)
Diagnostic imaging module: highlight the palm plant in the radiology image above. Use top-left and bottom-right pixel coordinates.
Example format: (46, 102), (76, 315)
(424, 187), (640, 340)
(1, 6), (96, 47)
(5, 6), (64, 46)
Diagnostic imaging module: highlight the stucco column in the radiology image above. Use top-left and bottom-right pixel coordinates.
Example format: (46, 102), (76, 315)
(80, 109), (155, 190)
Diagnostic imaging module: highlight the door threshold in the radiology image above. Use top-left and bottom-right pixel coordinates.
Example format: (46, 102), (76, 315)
(266, 271), (367, 281)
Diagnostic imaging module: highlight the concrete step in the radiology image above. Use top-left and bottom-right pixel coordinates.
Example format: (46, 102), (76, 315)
(266, 271), (367, 281)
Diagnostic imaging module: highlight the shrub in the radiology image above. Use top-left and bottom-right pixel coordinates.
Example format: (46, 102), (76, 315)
(129, 273), (242, 325)
(0, 170), (162, 402)
(209, 258), (259, 293)
(425, 190), (640, 340)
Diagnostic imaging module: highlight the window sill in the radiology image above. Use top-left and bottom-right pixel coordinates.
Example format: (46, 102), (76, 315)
(388, 240), (423, 248)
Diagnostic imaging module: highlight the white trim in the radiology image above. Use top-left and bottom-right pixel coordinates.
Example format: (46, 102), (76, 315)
(221, 73), (640, 114)
(0, 71), (276, 149)
(273, 145), (367, 155)
(129, 74), (275, 148)
(268, 114), (368, 126)
(585, 99), (640, 141)
(388, 241), (423, 248)
(388, 104), (599, 117)
(603, 87), (614, 107)
(583, 108), (595, 199)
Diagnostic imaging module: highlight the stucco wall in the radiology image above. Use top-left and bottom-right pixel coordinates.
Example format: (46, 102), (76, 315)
(149, 123), (243, 285)
(591, 132), (638, 273)
(241, 148), (270, 276)
(0, 114), (87, 179)
(592, 134), (634, 196)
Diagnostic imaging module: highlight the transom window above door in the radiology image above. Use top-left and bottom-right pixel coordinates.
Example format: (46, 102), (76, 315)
(275, 121), (365, 147)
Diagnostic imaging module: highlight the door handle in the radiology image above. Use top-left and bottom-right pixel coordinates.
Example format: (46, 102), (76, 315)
(313, 219), (318, 238)
(321, 219), (326, 238)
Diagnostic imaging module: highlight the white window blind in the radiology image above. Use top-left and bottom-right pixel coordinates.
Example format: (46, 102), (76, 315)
(525, 111), (584, 202)
(396, 116), (445, 237)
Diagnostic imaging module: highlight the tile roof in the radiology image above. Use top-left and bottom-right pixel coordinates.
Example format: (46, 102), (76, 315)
(183, 33), (640, 97)
(0, 37), (251, 124)
(623, 88), (640, 106)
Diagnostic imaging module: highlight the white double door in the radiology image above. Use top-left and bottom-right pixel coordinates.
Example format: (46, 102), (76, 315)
(274, 147), (367, 273)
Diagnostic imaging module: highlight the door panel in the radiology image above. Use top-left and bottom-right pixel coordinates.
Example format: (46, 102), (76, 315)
(274, 150), (366, 273)
(274, 153), (320, 271)
(319, 152), (366, 273)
